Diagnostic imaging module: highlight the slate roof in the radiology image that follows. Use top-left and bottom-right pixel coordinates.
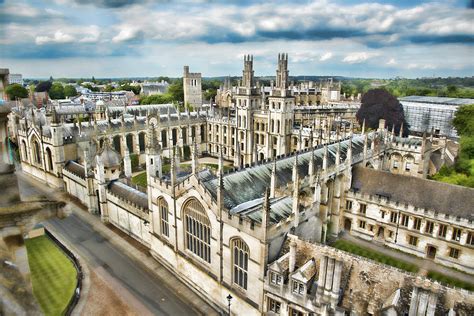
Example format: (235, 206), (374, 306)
(351, 166), (474, 220)
(63, 160), (86, 178)
(229, 196), (293, 224)
(108, 181), (148, 210)
(203, 135), (366, 212)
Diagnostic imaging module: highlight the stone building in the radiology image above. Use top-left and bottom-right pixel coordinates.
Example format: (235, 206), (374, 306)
(264, 235), (474, 315)
(7, 53), (474, 315)
(183, 66), (203, 108)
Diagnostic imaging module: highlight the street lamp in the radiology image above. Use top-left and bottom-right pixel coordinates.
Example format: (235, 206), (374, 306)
(226, 294), (233, 315)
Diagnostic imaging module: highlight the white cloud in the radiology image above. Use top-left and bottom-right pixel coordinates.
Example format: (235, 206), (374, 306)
(342, 52), (378, 64)
(35, 30), (75, 45)
(79, 26), (101, 43)
(386, 58), (397, 65)
(112, 27), (140, 43)
(320, 52), (333, 61)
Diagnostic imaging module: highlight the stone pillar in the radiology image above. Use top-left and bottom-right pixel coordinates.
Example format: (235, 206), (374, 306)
(408, 287), (419, 316)
(426, 292), (438, 316)
(316, 255), (328, 301)
(331, 260), (343, 307)
(124, 148), (132, 178)
(324, 257), (335, 294)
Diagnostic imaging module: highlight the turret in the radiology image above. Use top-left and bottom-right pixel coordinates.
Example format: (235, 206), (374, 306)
(270, 158), (277, 198)
(191, 141), (199, 175)
(292, 175), (300, 228)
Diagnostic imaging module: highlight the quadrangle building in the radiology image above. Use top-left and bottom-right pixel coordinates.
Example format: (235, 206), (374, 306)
(7, 54), (474, 315)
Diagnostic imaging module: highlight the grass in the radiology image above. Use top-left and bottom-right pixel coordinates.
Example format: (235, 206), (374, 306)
(202, 163), (234, 172)
(132, 172), (148, 187)
(427, 271), (474, 291)
(25, 235), (77, 316)
(332, 240), (419, 273)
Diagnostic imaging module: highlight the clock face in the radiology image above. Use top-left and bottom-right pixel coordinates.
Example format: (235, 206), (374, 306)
(149, 117), (158, 127)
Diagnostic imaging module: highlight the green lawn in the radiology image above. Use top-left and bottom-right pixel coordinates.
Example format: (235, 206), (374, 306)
(132, 172), (148, 187)
(332, 240), (419, 273)
(25, 235), (77, 316)
(427, 271), (474, 291)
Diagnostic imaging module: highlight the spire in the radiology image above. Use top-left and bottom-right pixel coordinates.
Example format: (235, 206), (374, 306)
(270, 158), (277, 198)
(391, 124), (395, 142)
(363, 133), (368, 163)
(323, 144), (328, 171)
(361, 118), (366, 134)
(170, 147), (177, 186)
(335, 142), (341, 166)
(346, 135), (353, 166)
(218, 145), (224, 175)
(399, 122), (404, 138)
(191, 141), (199, 175)
(308, 147), (315, 177)
(292, 174), (300, 228)
(292, 153), (298, 184)
(262, 188), (270, 233)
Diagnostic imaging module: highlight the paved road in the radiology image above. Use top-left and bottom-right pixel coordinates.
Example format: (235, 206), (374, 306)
(48, 214), (198, 316)
(16, 172), (201, 316)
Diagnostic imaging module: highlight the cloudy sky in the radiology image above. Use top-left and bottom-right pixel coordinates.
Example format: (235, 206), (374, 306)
(0, 0), (473, 78)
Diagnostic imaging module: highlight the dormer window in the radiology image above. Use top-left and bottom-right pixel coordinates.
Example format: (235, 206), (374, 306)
(270, 272), (282, 285)
(292, 280), (305, 295)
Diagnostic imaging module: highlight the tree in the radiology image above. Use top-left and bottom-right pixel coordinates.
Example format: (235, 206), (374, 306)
(452, 104), (474, 137)
(168, 80), (184, 102)
(356, 88), (408, 135)
(64, 85), (78, 98)
(48, 83), (65, 99)
(104, 84), (114, 92)
(5, 84), (28, 100)
(35, 81), (52, 92)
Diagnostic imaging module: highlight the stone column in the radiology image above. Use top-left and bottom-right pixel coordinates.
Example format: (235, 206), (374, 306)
(316, 255), (328, 302)
(426, 292), (438, 316)
(324, 257), (335, 294)
(331, 260), (343, 307)
(408, 287), (419, 316)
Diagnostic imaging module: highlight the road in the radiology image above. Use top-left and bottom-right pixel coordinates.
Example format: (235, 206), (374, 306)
(16, 171), (204, 316)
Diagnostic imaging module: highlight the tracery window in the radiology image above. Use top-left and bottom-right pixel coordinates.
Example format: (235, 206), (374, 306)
(184, 199), (211, 263)
(158, 197), (169, 237)
(232, 238), (249, 290)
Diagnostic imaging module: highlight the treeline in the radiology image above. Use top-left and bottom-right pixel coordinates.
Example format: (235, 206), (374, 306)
(342, 77), (474, 98)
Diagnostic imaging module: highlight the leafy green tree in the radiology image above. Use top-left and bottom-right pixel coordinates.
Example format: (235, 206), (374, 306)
(5, 84), (28, 100)
(168, 80), (184, 102)
(48, 83), (65, 99)
(452, 104), (474, 137)
(104, 84), (114, 92)
(64, 85), (78, 98)
(35, 81), (52, 92)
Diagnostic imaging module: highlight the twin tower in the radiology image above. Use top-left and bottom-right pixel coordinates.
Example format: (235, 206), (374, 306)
(242, 53), (290, 90)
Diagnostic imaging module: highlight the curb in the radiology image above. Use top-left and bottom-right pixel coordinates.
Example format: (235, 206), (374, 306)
(71, 208), (221, 315)
(42, 223), (91, 316)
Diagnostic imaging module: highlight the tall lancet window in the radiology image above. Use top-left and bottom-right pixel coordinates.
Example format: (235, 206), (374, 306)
(184, 199), (211, 263)
(232, 238), (249, 290)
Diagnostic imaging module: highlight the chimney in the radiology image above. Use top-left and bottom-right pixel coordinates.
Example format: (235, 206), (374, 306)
(289, 240), (297, 273)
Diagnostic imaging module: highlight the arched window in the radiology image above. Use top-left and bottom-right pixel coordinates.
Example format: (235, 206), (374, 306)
(138, 132), (146, 153)
(32, 138), (41, 164)
(46, 147), (53, 172)
(161, 130), (168, 148)
(232, 238), (249, 290)
(126, 134), (134, 153)
(183, 199), (211, 263)
(22, 140), (28, 161)
(158, 197), (169, 237)
(113, 136), (121, 153)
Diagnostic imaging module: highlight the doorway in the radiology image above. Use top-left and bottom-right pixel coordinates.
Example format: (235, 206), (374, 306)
(344, 218), (352, 231)
(426, 245), (437, 259)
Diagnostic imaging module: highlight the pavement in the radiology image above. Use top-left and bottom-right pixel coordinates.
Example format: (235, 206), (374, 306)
(16, 170), (220, 316)
(340, 233), (474, 284)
